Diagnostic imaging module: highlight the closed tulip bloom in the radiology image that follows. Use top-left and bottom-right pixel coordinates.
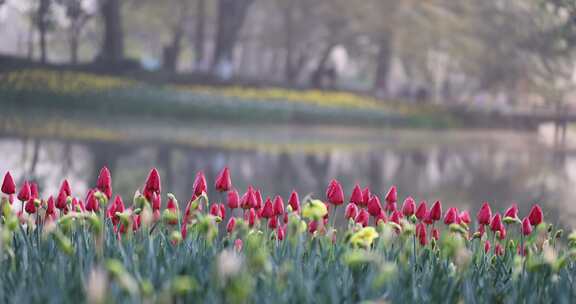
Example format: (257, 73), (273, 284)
(459, 211), (471, 224)
(219, 203), (226, 220)
(349, 184), (363, 205)
(444, 207), (458, 225)
(498, 226), (506, 240)
(24, 198), (37, 214)
(326, 179), (344, 205)
(484, 240), (491, 254)
(528, 204), (543, 226)
(152, 193), (161, 211)
(429, 200), (442, 222)
(376, 210), (387, 225)
(367, 195), (383, 217)
(415, 201), (427, 221)
(248, 208), (256, 227)
(495, 243), (504, 256)
(261, 197), (275, 219)
(384, 185), (397, 205)
(234, 239), (243, 251)
(209, 204), (221, 218)
(268, 216), (278, 229)
(226, 217), (236, 233)
(431, 228), (440, 240)
(60, 179), (72, 197)
(273, 195), (284, 216)
(45, 196), (57, 221)
(96, 167), (112, 199)
(308, 220), (319, 233)
(390, 210), (402, 224)
(416, 223), (427, 246)
(30, 183), (39, 199)
(214, 167), (232, 192)
(277, 226), (285, 241)
(344, 203), (358, 220)
(477, 202), (492, 225)
(144, 168), (161, 200)
(192, 171), (207, 196)
(17, 181), (31, 202)
(504, 203), (519, 219)
(423, 211), (434, 225)
(254, 189), (263, 210)
(1, 172), (16, 195)
(361, 187), (371, 207)
(227, 189), (239, 209)
(521, 217), (533, 236)
(240, 186), (256, 209)
(401, 196), (416, 217)
(55, 188), (68, 210)
(490, 214), (503, 233)
(288, 190), (300, 212)
(355, 208), (369, 227)
(85, 190), (99, 212)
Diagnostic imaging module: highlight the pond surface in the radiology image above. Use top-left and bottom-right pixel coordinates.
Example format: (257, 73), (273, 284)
(0, 112), (575, 226)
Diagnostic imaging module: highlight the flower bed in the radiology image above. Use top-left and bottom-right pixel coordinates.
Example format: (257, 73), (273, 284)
(0, 167), (574, 302)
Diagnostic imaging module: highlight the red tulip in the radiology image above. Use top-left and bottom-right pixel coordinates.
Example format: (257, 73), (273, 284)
(401, 196), (416, 217)
(495, 243), (504, 256)
(268, 216), (278, 229)
(1, 172), (16, 195)
(227, 189), (239, 209)
(273, 195), (284, 216)
(477, 223), (485, 236)
(384, 185), (397, 205)
(226, 217), (236, 233)
(167, 195), (178, 211)
(390, 210), (402, 224)
(261, 197), (274, 219)
(423, 211), (434, 225)
(344, 203), (358, 220)
(349, 184), (363, 205)
(96, 167), (112, 199)
(209, 204), (221, 218)
(219, 203), (226, 220)
(152, 193), (161, 211)
(283, 212), (288, 224)
(30, 183), (38, 199)
(17, 181), (31, 202)
(45, 196), (57, 221)
(248, 208), (256, 227)
(234, 239), (243, 251)
(431, 228), (439, 240)
(504, 203), (519, 219)
(254, 189), (263, 210)
(490, 214), (503, 233)
(459, 211), (471, 224)
(521, 217), (533, 236)
(444, 207), (458, 225)
(113, 196), (125, 220)
(498, 226), (506, 240)
(56, 187), (68, 210)
(144, 168), (161, 200)
(484, 240), (491, 254)
(326, 179), (344, 205)
(376, 210), (387, 225)
(214, 167), (232, 192)
(192, 171), (207, 196)
(181, 223), (188, 239)
(288, 190), (300, 212)
(477, 202), (492, 225)
(415, 201), (427, 221)
(277, 226), (285, 241)
(308, 220), (319, 233)
(240, 186), (256, 209)
(416, 223), (427, 246)
(24, 198), (36, 214)
(361, 187), (371, 207)
(85, 190), (99, 212)
(60, 179), (72, 197)
(429, 200), (442, 222)
(355, 208), (369, 227)
(367, 195), (383, 217)
(528, 204), (543, 226)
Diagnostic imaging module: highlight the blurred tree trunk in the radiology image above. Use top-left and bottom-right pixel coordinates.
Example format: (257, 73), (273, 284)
(212, 0), (255, 73)
(37, 0), (51, 64)
(97, 0), (124, 63)
(310, 43), (336, 89)
(282, 2), (296, 84)
(163, 0), (189, 72)
(373, 35), (392, 94)
(193, 0), (206, 70)
(64, 0), (91, 65)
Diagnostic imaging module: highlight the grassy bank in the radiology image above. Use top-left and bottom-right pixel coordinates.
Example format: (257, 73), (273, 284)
(0, 69), (458, 128)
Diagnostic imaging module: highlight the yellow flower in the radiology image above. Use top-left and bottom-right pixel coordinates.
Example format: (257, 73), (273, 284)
(350, 227), (379, 248)
(301, 199), (328, 220)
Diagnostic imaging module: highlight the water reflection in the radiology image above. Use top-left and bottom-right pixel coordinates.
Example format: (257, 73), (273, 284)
(0, 126), (575, 226)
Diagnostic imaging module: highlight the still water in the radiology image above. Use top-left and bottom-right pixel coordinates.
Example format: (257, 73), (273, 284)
(0, 113), (574, 226)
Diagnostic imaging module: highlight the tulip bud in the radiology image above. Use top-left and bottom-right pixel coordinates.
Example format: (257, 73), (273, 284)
(248, 208), (256, 227)
(234, 239), (243, 251)
(355, 209), (369, 227)
(219, 203), (226, 220)
(522, 217), (532, 236)
(241, 186), (256, 210)
(209, 204), (222, 218)
(254, 189), (263, 210)
(261, 197), (274, 219)
(326, 179), (344, 206)
(484, 240), (491, 254)
(490, 214), (503, 233)
(192, 171), (207, 196)
(401, 196), (416, 217)
(25, 198), (37, 214)
(431, 228), (439, 241)
(96, 167), (112, 199)
(344, 203), (358, 220)
(277, 226), (285, 241)
(360, 187), (371, 207)
(495, 243), (504, 256)
(367, 195), (382, 217)
(429, 200), (442, 222)
(85, 190), (99, 212)
(144, 168), (161, 201)
(376, 210), (387, 225)
(504, 203), (519, 219)
(30, 183), (39, 199)
(443, 207), (458, 225)
(59, 179), (72, 197)
(273, 195), (284, 216)
(390, 210), (402, 225)
(288, 190), (300, 212)
(477, 202), (492, 225)
(1, 172), (16, 195)
(528, 204), (543, 226)
(415, 201), (427, 221)
(268, 216), (278, 229)
(459, 211), (471, 224)
(214, 167), (232, 192)
(17, 181), (31, 202)
(349, 184), (363, 205)
(384, 185), (397, 205)
(226, 217), (236, 233)
(227, 189), (239, 209)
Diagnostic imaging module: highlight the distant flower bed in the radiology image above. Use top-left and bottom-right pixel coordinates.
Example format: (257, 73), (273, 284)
(0, 69), (136, 94)
(0, 167), (574, 302)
